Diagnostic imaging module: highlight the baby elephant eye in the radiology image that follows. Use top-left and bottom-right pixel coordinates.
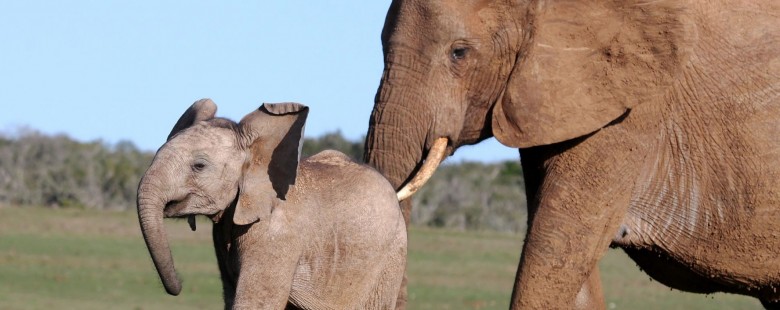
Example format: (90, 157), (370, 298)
(192, 162), (207, 172)
(450, 47), (469, 61)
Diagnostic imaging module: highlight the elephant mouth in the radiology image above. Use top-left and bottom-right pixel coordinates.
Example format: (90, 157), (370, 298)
(163, 197), (190, 218)
(163, 194), (227, 231)
(396, 137), (449, 201)
(163, 195), (200, 231)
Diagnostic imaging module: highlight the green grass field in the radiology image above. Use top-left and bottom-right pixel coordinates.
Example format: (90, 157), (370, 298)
(0, 206), (762, 309)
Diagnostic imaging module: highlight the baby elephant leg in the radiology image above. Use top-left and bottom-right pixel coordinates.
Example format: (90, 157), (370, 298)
(232, 245), (300, 310)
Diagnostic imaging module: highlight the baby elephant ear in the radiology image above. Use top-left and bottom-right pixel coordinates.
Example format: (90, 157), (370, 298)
(233, 102), (309, 225)
(167, 98), (218, 141)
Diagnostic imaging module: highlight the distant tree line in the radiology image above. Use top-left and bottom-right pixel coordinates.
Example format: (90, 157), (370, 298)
(0, 129), (153, 210)
(301, 131), (364, 161)
(411, 161), (527, 233)
(0, 129), (527, 232)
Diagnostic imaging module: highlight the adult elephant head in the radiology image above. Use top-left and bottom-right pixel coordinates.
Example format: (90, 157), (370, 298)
(365, 0), (690, 203)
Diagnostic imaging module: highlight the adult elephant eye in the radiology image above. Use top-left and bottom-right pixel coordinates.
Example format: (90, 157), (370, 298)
(451, 46), (469, 61)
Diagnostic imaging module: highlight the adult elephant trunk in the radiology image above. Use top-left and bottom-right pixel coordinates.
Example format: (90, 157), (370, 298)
(365, 51), (451, 220)
(364, 115), (424, 224)
(364, 75), (429, 310)
(364, 55), (432, 218)
(137, 176), (181, 296)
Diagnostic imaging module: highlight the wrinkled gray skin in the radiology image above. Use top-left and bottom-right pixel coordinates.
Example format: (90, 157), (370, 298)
(138, 99), (406, 310)
(364, 0), (780, 309)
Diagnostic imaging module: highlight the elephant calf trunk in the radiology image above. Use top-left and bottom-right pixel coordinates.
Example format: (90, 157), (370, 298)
(138, 197), (182, 296)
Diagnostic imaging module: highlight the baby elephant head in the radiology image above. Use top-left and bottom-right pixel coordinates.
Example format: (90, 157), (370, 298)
(136, 99), (308, 295)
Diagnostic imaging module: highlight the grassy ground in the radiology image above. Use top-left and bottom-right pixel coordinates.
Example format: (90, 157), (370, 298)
(0, 206), (762, 309)
(406, 228), (762, 310)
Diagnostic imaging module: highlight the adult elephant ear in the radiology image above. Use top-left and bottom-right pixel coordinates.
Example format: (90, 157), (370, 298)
(233, 102), (308, 225)
(167, 98), (218, 141)
(492, 0), (695, 148)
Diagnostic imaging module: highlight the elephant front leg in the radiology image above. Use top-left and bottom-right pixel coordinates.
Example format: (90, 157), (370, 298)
(511, 186), (630, 309)
(213, 220), (238, 309)
(232, 248), (300, 310)
(231, 226), (302, 310)
(512, 134), (644, 309)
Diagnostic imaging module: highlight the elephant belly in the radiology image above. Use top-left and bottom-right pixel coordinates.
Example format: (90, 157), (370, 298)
(619, 246), (725, 294)
(613, 208), (780, 300)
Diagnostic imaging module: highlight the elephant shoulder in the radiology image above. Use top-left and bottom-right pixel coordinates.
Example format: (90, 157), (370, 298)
(302, 150), (366, 176)
(304, 150), (354, 167)
(302, 150), (394, 190)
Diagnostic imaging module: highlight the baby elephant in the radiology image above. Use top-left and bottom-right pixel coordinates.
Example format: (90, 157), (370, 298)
(137, 99), (406, 309)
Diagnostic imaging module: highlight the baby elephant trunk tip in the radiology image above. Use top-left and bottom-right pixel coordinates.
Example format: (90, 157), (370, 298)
(137, 199), (182, 296)
(164, 280), (182, 296)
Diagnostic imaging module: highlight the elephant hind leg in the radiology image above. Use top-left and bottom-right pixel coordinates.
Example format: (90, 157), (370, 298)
(364, 235), (407, 310)
(575, 265), (606, 310)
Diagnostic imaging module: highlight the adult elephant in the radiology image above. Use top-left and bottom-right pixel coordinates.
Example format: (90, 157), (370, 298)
(364, 0), (780, 309)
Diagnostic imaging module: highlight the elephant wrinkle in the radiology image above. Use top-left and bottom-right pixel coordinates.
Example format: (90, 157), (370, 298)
(535, 43), (594, 52)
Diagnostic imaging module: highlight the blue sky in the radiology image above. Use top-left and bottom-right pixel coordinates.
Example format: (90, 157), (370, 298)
(0, 1), (518, 162)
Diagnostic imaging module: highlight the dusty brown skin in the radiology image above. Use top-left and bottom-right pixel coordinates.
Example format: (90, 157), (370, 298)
(364, 0), (780, 309)
(138, 100), (406, 309)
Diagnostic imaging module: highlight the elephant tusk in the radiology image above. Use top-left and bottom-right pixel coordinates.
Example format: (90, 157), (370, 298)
(188, 215), (196, 231)
(396, 137), (448, 201)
